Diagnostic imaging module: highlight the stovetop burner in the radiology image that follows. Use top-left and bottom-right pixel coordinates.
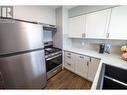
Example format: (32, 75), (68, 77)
(44, 47), (62, 56)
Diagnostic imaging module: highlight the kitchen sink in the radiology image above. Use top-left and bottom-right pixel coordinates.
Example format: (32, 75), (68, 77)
(96, 64), (127, 89)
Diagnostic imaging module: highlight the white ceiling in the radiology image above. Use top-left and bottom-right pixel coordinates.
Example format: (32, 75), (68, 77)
(14, 5), (77, 9)
(47, 5), (77, 9)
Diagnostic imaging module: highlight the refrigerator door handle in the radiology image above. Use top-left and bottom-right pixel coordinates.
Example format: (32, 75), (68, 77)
(0, 72), (5, 88)
(0, 72), (4, 81)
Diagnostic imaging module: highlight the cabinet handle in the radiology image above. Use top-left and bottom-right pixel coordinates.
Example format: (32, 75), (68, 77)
(0, 72), (4, 81)
(67, 56), (71, 58)
(106, 33), (110, 38)
(90, 57), (91, 62)
(87, 61), (89, 66)
(82, 33), (86, 38)
(67, 63), (71, 66)
(0, 72), (5, 88)
(67, 53), (71, 55)
(79, 56), (84, 59)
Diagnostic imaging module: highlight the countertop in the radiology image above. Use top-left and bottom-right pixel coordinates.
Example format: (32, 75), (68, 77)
(63, 47), (127, 89)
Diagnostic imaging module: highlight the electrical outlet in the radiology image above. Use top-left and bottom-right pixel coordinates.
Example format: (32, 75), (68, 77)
(81, 41), (85, 46)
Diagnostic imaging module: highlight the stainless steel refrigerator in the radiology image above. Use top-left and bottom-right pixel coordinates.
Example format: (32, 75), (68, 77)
(0, 19), (47, 89)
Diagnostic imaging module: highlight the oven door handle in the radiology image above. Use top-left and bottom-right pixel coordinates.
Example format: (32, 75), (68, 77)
(46, 54), (62, 61)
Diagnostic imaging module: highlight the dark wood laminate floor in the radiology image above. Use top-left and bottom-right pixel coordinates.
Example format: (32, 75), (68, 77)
(45, 69), (92, 89)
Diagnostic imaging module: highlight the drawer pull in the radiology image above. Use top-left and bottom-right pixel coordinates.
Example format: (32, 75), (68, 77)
(67, 53), (71, 55)
(67, 56), (71, 58)
(79, 56), (84, 59)
(67, 63), (71, 66)
(87, 61), (89, 66)
(82, 33), (86, 38)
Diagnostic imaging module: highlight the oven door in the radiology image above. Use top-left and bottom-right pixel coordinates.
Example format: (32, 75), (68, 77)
(46, 54), (62, 72)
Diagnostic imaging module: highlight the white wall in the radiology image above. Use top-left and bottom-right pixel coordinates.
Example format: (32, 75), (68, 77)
(53, 6), (73, 49)
(71, 39), (127, 54)
(53, 7), (63, 48)
(14, 6), (56, 25)
(43, 30), (53, 42)
(62, 7), (72, 49)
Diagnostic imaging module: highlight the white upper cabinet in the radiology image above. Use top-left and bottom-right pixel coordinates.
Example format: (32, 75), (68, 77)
(85, 9), (111, 39)
(68, 6), (127, 40)
(108, 6), (127, 40)
(69, 15), (86, 38)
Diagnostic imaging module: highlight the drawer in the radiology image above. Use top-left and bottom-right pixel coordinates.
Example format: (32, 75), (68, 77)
(64, 55), (72, 63)
(64, 61), (74, 72)
(64, 51), (75, 63)
(76, 54), (90, 62)
(64, 51), (72, 56)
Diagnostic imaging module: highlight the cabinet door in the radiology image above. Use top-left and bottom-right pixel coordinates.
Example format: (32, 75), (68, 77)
(88, 58), (100, 82)
(69, 15), (86, 38)
(75, 54), (90, 79)
(86, 9), (111, 39)
(108, 6), (127, 40)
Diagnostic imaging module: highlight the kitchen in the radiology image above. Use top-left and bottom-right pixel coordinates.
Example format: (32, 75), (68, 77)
(0, 5), (127, 90)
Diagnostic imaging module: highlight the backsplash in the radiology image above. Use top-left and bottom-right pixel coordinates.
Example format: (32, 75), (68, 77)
(43, 30), (53, 42)
(63, 34), (72, 49)
(71, 38), (127, 54)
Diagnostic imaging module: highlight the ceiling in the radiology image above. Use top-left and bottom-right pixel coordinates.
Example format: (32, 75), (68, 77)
(47, 5), (77, 9)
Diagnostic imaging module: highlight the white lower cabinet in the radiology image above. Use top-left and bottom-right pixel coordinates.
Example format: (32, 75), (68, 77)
(75, 55), (89, 79)
(87, 58), (100, 81)
(64, 51), (100, 82)
(64, 61), (75, 72)
(64, 51), (76, 72)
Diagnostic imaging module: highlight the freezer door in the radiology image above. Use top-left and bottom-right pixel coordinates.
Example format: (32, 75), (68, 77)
(0, 20), (43, 55)
(0, 50), (46, 89)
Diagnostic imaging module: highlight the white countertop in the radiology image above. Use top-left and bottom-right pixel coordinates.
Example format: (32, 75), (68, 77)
(63, 47), (127, 89)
